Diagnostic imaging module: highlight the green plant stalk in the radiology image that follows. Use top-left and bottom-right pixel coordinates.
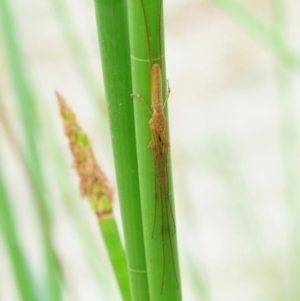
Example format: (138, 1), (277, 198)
(0, 1), (61, 300)
(271, 0), (300, 299)
(93, 0), (149, 300)
(127, 0), (182, 299)
(98, 217), (131, 301)
(0, 166), (39, 301)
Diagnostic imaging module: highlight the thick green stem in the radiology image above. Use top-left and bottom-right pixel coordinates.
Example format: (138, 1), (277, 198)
(127, 0), (182, 299)
(93, 0), (149, 300)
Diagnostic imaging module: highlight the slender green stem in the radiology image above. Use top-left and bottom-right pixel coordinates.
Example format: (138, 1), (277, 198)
(93, 0), (149, 300)
(99, 218), (131, 301)
(127, 0), (182, 299)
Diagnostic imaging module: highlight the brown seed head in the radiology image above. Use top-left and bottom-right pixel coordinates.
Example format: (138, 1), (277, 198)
(56, 92), (113, 219)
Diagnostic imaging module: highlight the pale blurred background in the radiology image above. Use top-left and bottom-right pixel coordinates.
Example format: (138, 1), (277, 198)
(1, 0), (300, 300)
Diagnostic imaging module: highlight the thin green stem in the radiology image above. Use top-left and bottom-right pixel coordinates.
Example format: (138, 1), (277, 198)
(99, 218), (131, 301)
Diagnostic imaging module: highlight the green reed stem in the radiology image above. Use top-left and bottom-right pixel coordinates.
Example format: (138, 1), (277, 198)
(93, 0), (150, 300)
(127, 0), (182, 299)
